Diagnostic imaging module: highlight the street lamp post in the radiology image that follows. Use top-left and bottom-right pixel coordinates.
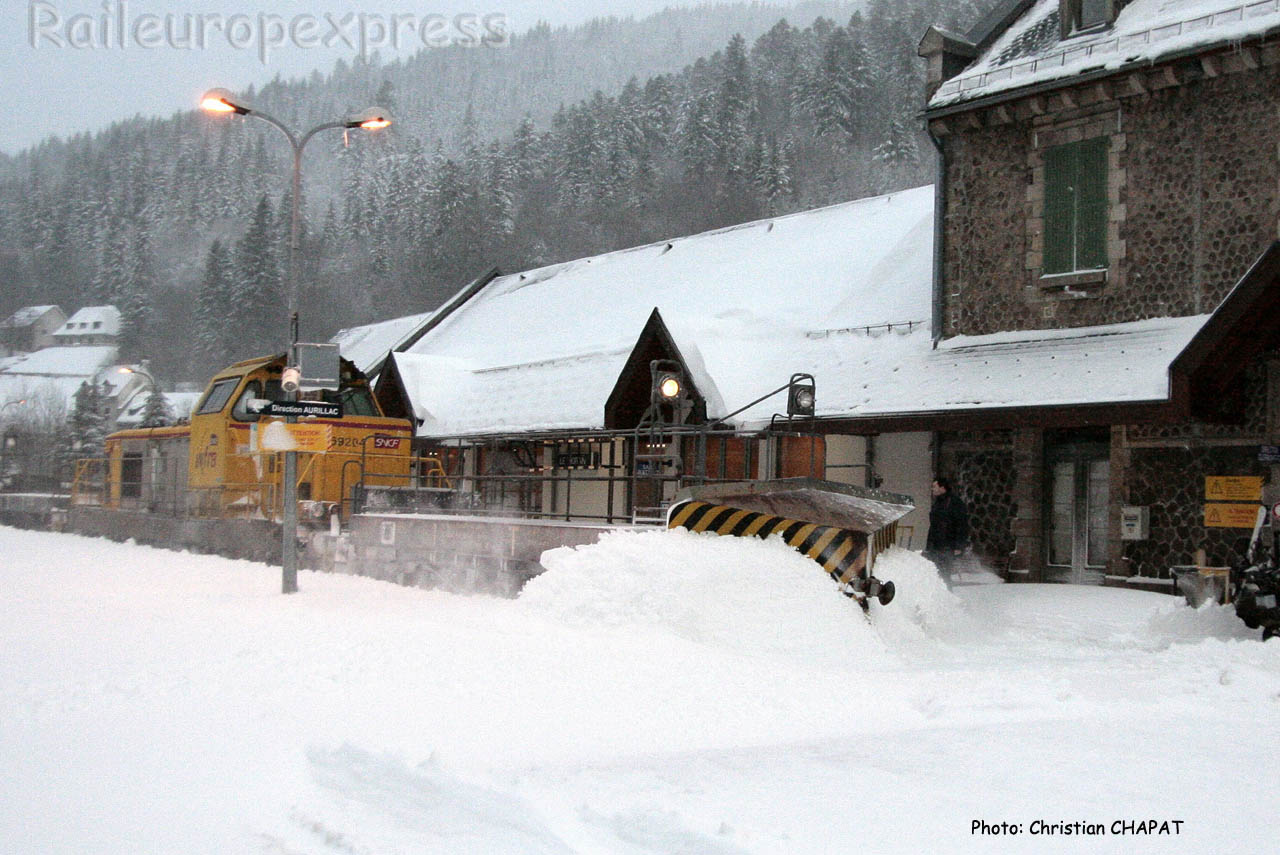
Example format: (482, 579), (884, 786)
(201, 88), (392, 594)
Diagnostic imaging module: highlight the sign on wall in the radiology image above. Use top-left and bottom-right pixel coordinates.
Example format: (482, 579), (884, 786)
(1204, 476), (1262, 502)
(554, 442), (601, 470)
(1203, 503), (1262, 529)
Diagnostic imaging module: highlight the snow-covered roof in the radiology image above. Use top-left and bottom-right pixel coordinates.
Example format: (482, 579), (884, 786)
(0, 346), (119, 378)
(383, 184), (1215, 437)
(838, 314), (1209, 416)
(394, 186), (936, 435)
(929, 0), (1280, 109)
(0, 305), (61, 329)
(331, 310), (436, 375)
(0, 346), (121, 417)
(54, 305), (121, 338)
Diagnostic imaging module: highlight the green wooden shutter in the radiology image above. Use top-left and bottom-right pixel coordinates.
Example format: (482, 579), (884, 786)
(1074, 136), (1109, 270)
(1042, 143), (1075, 274)
(1042, 137), (1109, 274)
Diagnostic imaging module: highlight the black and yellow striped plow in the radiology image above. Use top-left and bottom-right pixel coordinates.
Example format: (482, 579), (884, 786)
(667, 498), (875, 593)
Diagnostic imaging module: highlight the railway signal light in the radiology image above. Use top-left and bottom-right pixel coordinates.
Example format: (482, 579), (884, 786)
(787, 374), (816, 417)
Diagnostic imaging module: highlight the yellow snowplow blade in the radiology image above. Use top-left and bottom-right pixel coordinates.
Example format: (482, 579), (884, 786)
(666, 478), (914, 606)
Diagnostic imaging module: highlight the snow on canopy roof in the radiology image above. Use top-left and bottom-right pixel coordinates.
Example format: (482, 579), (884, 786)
(331, 310), (436, 375)
(54, 306), (121, 337)
(929, 0), (1280, 109)
(396, 185), (936, 435)
(0, 306), (60, 329)
(844, 314), (1210, 416)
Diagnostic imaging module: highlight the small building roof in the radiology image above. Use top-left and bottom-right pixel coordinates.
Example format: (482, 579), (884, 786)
(850, 315), (1208, 417)
(928, 0), (1280, 110)
(54, 306), (121, 338)
(0, 345), (120, 417)
(0, 305), (62, 329)
(331, 311), (437, 376)
(0, 346), (119, 378)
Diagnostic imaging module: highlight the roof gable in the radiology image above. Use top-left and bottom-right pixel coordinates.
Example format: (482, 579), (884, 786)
(603, 308), (714, 430)
(1170, 240), (1280, 421)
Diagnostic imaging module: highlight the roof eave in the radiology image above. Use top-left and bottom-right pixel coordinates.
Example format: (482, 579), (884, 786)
(923, 25), (1280, 120)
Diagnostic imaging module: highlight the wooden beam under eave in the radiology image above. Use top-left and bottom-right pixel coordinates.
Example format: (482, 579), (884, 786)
(1026, 94), (1046, 115)
(988, 105), (1014, 126)
(1127, 72), (1148, 96)
(1200, 54), (1221, 78)
(1088, 81), (1112, 103)
(1058, 88), (1078, 109)
(1240, 45), (1260, 69)
(961, 111), (983, 130)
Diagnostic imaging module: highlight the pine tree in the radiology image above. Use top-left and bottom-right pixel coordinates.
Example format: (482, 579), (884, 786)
(195, 240), (234, 372)
(117, 228), (156, 361)
(140, 384), (173, 428)
(67, 381), (109, 459)
(233, 197), (285, 359)
(715, 34), (753, 175)
(804, 19), (873, 145)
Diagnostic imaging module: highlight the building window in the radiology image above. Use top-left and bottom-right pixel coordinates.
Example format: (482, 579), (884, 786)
(1043, 136), (1108, 275)
(1062, 0), (1115, 36)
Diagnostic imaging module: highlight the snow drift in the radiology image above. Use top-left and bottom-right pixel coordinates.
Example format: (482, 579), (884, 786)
(525, 530), (971, 665)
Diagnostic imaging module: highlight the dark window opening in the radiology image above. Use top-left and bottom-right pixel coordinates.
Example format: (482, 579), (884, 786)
(121, 453), (143, 499)
(195, 378), (240, 416)
(1064, 0), (1114, 36)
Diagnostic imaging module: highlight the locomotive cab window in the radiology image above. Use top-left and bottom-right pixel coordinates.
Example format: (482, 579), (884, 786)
(231, 379), (282, 422)
(195, 378), (240, 416)
(324, 385), (379, 417)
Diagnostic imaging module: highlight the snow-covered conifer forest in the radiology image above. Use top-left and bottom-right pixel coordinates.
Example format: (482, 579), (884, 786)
(0, 0), (990, 383)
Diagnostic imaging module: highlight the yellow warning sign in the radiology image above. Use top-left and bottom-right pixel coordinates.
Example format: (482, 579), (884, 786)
(284, 423), (332, 453)
(1205, 476), (1262, 502)
(1204, 503), (1261, 528)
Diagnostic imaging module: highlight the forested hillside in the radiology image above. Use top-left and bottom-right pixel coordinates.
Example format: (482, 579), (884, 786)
(0, 0), (990, 383)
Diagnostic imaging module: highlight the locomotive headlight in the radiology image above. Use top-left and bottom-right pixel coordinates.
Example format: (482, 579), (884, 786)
(281, 367), (301, 394)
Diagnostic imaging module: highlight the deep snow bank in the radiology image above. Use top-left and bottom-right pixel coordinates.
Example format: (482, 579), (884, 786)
(866, 546), (977, 645)
(524, 528), (885, 665)
(524, 531), (973, 664)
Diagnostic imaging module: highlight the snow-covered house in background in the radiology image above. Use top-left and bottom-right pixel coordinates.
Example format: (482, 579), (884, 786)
(52, 306), (121, 347)
(0, 306), (66, 357)
(918, 0), (1280, 584)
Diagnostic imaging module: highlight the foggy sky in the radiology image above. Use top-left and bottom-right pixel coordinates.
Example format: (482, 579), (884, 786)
(2, 0), (714, 155)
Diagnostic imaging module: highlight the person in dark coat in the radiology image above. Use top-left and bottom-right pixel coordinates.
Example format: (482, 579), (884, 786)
(925, 476), (969, 582)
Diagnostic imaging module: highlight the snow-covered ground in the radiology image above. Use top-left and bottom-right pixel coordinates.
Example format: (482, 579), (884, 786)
(1, 526), (1275, 854)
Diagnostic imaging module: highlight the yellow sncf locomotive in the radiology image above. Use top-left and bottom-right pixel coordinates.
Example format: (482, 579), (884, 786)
(93, 354), (415, 521)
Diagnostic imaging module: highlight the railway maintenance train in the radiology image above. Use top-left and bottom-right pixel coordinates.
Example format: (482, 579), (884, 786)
(79, 353), (424, 523)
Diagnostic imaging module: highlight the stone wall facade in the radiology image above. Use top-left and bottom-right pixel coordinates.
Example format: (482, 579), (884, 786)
(937, 51), (1280, 338)
(928, 45), (1280, 584)
(937, 431), (1018, 563)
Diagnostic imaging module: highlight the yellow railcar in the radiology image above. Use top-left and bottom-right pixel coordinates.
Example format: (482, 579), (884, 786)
(100, 354), (414, 521)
